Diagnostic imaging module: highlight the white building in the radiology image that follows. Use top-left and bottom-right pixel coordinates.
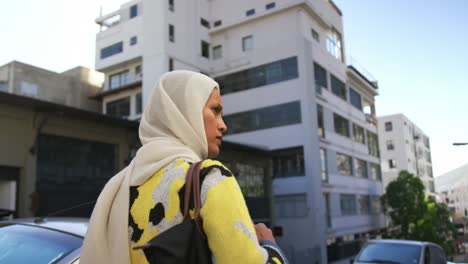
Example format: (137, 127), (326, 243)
(435, 163), (468, 219)
(94, 1), (385, 263)
(377, 114), (434, 192)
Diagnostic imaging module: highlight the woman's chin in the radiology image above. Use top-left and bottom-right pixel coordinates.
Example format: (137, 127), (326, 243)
(208, 146), (220, 158)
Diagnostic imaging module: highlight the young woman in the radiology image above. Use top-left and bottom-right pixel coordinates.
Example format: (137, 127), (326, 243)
(81, 71), (288, 264)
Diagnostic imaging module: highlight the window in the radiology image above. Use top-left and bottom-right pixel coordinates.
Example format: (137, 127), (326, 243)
(224, 162), (266, 198)
(130, 4), (138, 18)
(334, 113), (350, 138)
(386, 140), (394, 150)
(109, 70), (129, 89)
(224, 101), (301, 134)
(106, 97), (130, 118)
(326, 28), (343, 61)
(215, 57), (298, 94)
(340, 194), (356, 215)
(169, 24), (175, 42)
(212, 45), (222, 60)
(359, 195), (370, 214)
(355, 159), (368, 178)
(320, 148), (328, 182)
(427, 165), (433, 178)
(100, 42), (123, 59)
(272, 147), (304, 178)
(135, 65), (142, 76)
(275, 194), (307, 218)
(314, 62), (327, 91)
(130, 36), (137, 46)
(385, 121), (393, 131)
(213, 20), (222, 27)
(424, 136), (430, 148)
(367, 131), (379, 157)
(266, 2), (276, 9)
(0, 224), (83, 264)
(349, 88), (362, 110)
(331, 75), (346, 100)
(246, 9), (255, 16)
(324, 193), (332, 227)
(317, 105), (325, 138)
(169, 58), (174, 71)
(242, 35), (253, 51)
(352, 123), (365, 144)
(201, 41), (210, 58)
(168, 0), (174, 11)
(336, 153), (353, 176)
(200, 18), (210, 29)
(371, 196), (381, 213)
(311, 28), (319, 42)
(389, 159), (396, 169)
(135, 93), (142, 114)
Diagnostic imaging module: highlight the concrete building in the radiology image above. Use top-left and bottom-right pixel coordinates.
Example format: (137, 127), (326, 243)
(0, 90), (140, 219)
(435, 163), (468, 219)
(95, 1), (385, 262)
(0, 61), (104, 112)
(377, 114), (434, 192)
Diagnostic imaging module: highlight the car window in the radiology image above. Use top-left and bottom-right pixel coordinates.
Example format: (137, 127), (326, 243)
(0, 224), (82, 264)
(429, 245), (446, 264)
(424, 247), (431, 264)
(357, 242), (422, 264)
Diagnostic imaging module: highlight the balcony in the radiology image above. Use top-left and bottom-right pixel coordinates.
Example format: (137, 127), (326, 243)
(95, 10), (121, 31)
(347, 57), (378, 90)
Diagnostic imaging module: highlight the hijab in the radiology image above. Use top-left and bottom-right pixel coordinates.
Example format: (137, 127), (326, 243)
(80, 70), (219, 264)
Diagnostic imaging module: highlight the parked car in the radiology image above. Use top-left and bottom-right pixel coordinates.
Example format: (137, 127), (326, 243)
(353, 239), (447, 264)
(0, 217), (88, 264)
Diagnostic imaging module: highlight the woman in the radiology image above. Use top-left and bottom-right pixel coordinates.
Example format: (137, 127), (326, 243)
(81, 70), (288, 264)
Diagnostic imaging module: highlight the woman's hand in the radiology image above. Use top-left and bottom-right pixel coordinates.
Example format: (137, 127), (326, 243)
(254, 223), (276, 243)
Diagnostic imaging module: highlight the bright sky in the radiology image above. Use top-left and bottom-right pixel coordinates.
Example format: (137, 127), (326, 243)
(1, 0), (467, 177)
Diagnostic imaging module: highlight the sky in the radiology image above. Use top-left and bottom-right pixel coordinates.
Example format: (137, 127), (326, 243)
(0, 0), (467, 177)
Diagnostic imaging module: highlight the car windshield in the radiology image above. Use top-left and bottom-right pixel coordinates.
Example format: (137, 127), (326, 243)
(357, 242), (421, 264)
(0, 224), (82, 264)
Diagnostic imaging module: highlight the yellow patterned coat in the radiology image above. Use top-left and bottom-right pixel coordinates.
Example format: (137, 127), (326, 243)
(128, 159), (287, 264)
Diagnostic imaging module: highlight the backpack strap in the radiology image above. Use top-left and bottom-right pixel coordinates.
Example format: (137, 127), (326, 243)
(183, 162), (196, 220)
(192, 161), (205, 238)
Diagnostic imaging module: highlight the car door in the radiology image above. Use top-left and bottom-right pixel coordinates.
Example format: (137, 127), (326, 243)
(429, 245), (446, 264)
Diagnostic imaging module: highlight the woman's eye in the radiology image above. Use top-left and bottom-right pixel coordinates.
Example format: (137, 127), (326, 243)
(212, 107), (221, 113)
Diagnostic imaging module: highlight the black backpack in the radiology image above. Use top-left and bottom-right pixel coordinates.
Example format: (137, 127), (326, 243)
(133, 161), (212, 264)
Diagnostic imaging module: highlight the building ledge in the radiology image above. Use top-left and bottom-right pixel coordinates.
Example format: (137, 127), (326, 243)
(90, 80), (142, 100)
(209, 0), (333, 35)
(0, 91), (138, 128)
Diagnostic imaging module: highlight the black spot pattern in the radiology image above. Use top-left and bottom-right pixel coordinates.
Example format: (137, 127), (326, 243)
(264, 245), (286, 264)
(129, 186), (144, 242)
(200, 165), (233, 179)
(149, 202), (165, 226)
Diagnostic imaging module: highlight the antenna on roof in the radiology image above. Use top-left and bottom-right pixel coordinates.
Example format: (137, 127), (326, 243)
(34, 200), (96, 223)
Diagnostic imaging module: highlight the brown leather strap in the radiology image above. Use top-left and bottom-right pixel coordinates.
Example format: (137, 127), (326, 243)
(183, 163), (196, 220)
(192, 161), (205, 238)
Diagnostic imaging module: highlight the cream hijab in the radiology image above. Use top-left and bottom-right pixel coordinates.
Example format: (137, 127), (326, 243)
(80, 71), (219, 264)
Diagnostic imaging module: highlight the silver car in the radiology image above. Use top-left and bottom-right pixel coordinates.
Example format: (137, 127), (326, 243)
(353, 239), (447, 264)
(0, 217), (88, 264)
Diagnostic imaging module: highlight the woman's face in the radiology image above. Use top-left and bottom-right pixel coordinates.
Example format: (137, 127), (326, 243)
(203, 88), (227, 158)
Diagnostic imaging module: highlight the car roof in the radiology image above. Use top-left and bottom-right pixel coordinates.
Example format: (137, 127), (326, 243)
(0, 217), (88, 237)
(367, 239), (441, 248)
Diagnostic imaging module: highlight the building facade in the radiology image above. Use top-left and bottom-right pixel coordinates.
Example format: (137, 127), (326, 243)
(0, 61), (103, 112)
(377, 114), (434, 193)
(95, 1), (385, 262)
(435, 163), (468, 219)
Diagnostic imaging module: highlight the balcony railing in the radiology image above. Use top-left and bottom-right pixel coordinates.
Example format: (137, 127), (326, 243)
(365, 113), (377, 126)
(96, 10), (121, 31)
